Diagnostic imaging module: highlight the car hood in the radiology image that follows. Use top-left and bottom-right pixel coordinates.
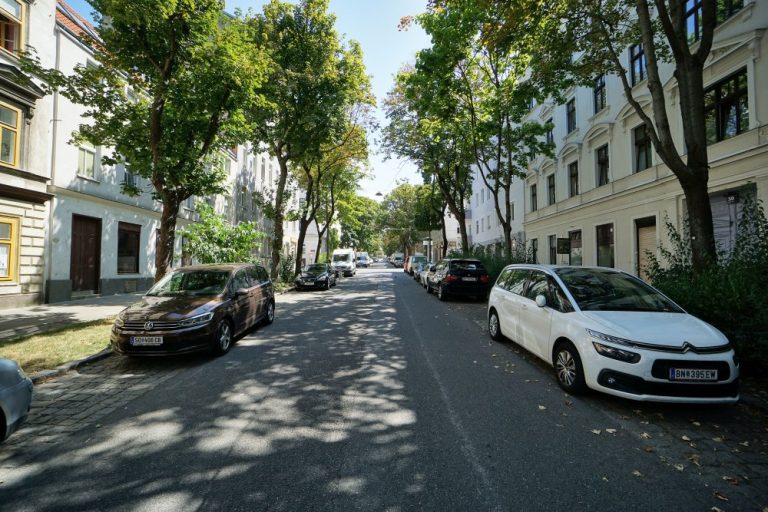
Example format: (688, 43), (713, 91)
(298, 271), (326, 279)
(122, 296), (221, 321)
(580, 311), (728, 348)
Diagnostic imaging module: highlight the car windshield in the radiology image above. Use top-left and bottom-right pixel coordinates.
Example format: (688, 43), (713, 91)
(554, 268), (683, 313)
(451, 260), (485, 271)
(146, 270), (230, 297)
(333, 254), (351, 262)
(305, 264), (326, 273)
(412, 256), (426, 264)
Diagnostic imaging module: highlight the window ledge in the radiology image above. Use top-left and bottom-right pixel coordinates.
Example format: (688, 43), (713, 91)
(588, 107), (610, 123)
(76, 174), (100, 184)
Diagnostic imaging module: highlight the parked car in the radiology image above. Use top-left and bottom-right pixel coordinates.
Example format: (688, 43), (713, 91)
(405, 255), (427, 276)
(295, 263), (336, 290)
(356, 252), (370, 268)
(111, 264), (275, 357)
(332, 248), (357, 277)
(0, 358), (33, 444)
(487, 265), (740, 403)
(426, 259), (490, 301)
(420, 264), (434, 289)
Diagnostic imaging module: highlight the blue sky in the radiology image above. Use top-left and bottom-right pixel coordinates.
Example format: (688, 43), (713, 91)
(66, 0), (431, 199)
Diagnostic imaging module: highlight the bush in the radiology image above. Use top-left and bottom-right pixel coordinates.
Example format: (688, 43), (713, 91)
(646, 197), (768, 371)
(278, 252), (296, 284)
(448, 237), (533, 282)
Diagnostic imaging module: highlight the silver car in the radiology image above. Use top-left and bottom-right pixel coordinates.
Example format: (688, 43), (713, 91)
(0, 359), (33, 443)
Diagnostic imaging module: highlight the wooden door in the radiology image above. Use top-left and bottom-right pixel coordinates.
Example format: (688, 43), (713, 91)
(71, 215), (101, 292)
(636, 218), (656, 282)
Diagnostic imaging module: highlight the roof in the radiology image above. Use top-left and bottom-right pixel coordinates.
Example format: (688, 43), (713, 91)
(56, 0), (100, 44)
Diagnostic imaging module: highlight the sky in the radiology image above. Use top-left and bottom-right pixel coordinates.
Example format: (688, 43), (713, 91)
(66, 0), (432, 200)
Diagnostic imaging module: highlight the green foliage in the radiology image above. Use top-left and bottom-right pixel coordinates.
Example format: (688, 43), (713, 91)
(278, 252), (296, 284)
(338, 194), (381, 252)
(447, 237), (532, 282)
(646, 198), (768, 370)
(179, 204), (264, 264)
(380, 183), (427, 255)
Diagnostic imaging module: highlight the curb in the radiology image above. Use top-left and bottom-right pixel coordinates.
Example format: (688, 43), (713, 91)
(30, 347), (113, 384)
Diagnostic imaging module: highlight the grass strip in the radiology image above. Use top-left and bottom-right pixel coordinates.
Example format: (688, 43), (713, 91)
(0, 318), (114, 374)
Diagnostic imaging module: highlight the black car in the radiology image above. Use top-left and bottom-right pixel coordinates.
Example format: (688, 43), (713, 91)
(294, 263), (336, 290)
(111, 264), (274, 357)
(426, 258), (491, 301)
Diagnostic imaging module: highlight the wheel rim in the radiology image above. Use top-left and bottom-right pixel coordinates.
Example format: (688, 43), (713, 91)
(489, 313), (499, 337)
(267, 302), (275, 322)
(218, 323), (231, 351)
(438, 286), (443, 299)
(556, 349), (577, 387)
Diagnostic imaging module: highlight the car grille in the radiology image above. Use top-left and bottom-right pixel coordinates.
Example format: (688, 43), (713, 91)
(629, 340), (732, 354)
(122, 320), (182, 331)
(651, 360), (731, 381)
(598, 370), (739, 398)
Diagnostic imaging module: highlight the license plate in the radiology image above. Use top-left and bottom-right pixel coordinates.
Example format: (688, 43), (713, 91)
(669, 368), (718, 381)
(130, 336), (163, 346)
(462, 277), (477, 282)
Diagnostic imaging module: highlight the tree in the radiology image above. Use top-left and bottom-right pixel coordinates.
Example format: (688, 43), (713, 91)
(312, 164), (361, 262)
(179, 203), (264, 264)
(380, 183), (423, 257)
(338, 195), (381, 253)
(476, 0), (725, 272)
(23, 0), (267, 281)
(248, 0), (367, 279)
(383, 67), (474, 251)
(411, 5), (554, 260)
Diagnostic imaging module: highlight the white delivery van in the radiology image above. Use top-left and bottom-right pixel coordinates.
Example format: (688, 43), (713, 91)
(332, 248), (356, 277)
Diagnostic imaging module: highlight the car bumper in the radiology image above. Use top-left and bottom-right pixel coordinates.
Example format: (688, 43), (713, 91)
(443, 282), (489, 298)
(295, 280), (327, 289)
(110, 323), (217, 356)
(1, 378), (33, 440)
(581, 346), (740, 403)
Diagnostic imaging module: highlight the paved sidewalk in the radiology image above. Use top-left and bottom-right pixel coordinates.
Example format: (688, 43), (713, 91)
(0, 293), (142, 342)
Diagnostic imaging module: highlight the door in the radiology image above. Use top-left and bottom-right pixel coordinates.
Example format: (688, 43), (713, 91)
(499, 269), (529, 344)
(70, 215), (101, 293)
(230, 269), (254, 332)
(247, 266), (265, 323)
(518, 271), (553, 361)
(635, 217), (656, 281)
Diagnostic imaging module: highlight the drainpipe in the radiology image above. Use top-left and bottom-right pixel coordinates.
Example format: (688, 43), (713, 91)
(44, 28), (62, 303)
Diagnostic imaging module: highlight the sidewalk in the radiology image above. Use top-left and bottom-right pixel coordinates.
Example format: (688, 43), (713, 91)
(0, 293), (142, 342)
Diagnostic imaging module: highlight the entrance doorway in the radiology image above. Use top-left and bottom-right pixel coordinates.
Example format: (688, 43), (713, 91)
(635, 217), (656, 281)
(71, 214), (101, 293)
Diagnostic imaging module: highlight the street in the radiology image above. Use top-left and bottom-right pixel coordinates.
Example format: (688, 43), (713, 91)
(1, 266), (766, 511)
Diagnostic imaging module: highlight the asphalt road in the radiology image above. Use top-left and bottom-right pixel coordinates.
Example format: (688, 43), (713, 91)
(1, 265), (766, 511)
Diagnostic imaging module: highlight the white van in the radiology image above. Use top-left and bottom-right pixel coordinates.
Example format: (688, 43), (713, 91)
(332, 248), (356, 277)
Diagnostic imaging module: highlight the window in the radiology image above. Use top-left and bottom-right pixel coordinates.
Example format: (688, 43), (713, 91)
(0, 0), (22, 54)
(260, 158), (265, 181)
(510, 203), (515, 221)
(76, 147), (97, 179)
(630, 44), (646, 85)
(487, 215), (491, 229)
(596, 223), (615, 267)
(593, 75), (606, 113)
(686, 0), (743, 43)
(633, 125), (652, 172)
(117, 222), (141, 274)
(530, 239), (538, 264)
(545, 118), (554, 145)
(566, 99), (576, 133)
(481, 188), (484, 204)
(476, 221), (479, 234)
(705, 69), (748, 144)
(568, 162), (579, 197)
(547, 174), (556, 205)
(530, 184), (538, 212)
(549, 234), (557, 264)
(0, 215), (18, 281)
(569, 230), (582, 265)
(0, 102), (20, 167)
(596, 145), (610, 186)
(123, 169), (139, 188)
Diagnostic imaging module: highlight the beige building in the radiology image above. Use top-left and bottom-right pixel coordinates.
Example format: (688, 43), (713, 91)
(522, 1), (767, 278)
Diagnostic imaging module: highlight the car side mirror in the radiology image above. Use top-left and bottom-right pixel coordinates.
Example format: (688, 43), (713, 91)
(535, 294), (547, 308)
(430, 265), (436, 272)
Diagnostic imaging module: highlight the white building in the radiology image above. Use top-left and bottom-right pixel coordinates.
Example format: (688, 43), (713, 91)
(466, 171), (525, 250)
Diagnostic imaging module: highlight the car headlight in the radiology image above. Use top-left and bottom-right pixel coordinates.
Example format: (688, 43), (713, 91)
(114, 311), (126, 328)
(179, 312), (215, 328)
(588, 329), (641, 363)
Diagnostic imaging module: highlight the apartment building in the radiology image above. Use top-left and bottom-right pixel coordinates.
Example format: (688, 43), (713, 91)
(0, 0), (55, 309)
(466, 172), (525, 250)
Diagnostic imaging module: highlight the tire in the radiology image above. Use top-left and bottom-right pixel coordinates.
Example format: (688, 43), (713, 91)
(437, 284), (447, 301)
(212, 320), (233, 356)
(324, 278), (330, 290)
(263, 300), (275, 325)
(488, 310), (503, 342)
(426, 282), (433, 294)
(554, 342), (587, 394)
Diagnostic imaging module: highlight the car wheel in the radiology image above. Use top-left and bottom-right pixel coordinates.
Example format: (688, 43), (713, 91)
(324, 278), (330, 290)
(488, 310), (503, 341)
(212, 320), (233, 356)
(426, 282), (433, 294)
(263, 300), (275, 325)
(437, 284), (447, 301)
(554, 342), (587, 394)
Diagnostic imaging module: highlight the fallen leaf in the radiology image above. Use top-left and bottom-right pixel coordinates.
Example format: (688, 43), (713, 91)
(682, 435), (691, 442)
(602, 476), (609, 482)
(739, 441), (749, 447)
(712, 437), (724, 443)
(640, 432), (652, 439)
(591, 429), (602, 435)
(606, 429), (617, 434)
(640, 420), (650, 425)
(538, 405), (547, 411)
(692, 421), (701, 427)
(493, 365), (500, 369)
(632, 470), (642, 477)
(491, 354), (497, 357)
(722, 476), (739, 486)
(713, 491), (728, 502)
(564, 400), (573, 407)
(643, 446), (654, 453)
(711, 507), (724, 512)
(525, 379), (531, 383)
(633, 409), (643, 415)
(689, 454), (701, 467)
(674, 464), (684, 471)
(620, 415), (630, 420)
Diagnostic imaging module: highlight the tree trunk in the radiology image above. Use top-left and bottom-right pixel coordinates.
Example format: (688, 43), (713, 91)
(314, 219), (327, 263)
(441, 216), (448, 259)
(270, 157), (290, 280)
(154, 195), (181, 282)
(680, 173), (716, 270)
(294, 217), (311, 276)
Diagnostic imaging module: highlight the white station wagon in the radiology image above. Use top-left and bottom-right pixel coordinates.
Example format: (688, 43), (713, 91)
(487, 265), (739, 403)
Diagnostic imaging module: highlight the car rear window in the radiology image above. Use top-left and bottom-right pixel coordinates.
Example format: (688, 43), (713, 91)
(450, 260), (486, 272)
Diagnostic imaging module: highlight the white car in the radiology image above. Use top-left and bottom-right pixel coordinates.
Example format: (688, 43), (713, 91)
(487, 265), (739, 403)
(1, 359), (33, 443)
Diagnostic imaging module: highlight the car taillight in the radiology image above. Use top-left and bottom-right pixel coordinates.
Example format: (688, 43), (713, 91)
(445, 274), (459, 283)
(480, 274), (489, 283)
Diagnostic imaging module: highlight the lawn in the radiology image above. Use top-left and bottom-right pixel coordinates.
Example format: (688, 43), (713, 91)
(0, 318), (114, 374)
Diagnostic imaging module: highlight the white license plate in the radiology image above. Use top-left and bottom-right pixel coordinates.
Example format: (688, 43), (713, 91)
(462, 277), (478, 282)
(130, 336), (163, 346)
(669, 368), (718, 381)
